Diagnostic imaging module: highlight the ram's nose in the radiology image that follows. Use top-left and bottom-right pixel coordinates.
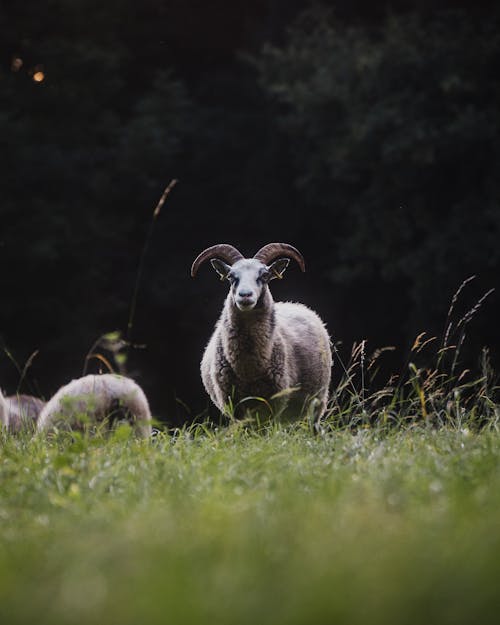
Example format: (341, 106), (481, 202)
(238, 289), (253, 299)
(236, 290), (256, 310)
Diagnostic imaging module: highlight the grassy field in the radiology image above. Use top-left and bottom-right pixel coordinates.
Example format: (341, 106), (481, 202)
(1, 421), (499, 625)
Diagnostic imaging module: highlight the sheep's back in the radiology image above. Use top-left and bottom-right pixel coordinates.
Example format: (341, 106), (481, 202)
(6, 395), (46, 433)
(37, 374), (152, 437)
(0, 392), (8, 428)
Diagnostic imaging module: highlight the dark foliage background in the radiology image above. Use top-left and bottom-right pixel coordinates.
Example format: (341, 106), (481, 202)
(1, 0), (499, 424)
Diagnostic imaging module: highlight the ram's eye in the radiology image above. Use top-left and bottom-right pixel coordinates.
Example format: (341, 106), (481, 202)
(260, 271), (271, 282)
(228, 274), (238, 285)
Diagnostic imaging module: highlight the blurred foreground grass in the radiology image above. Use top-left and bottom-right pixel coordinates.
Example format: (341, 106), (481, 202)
(0, 424), (499, 625)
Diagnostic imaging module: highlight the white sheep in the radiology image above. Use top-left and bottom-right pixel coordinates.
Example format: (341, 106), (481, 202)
(0, 390), (45, 432)
(0, 390), (8, 429)
(191, 243), (332, 422)
(6, 394), (46, 433)
(36, 374), (152, 437)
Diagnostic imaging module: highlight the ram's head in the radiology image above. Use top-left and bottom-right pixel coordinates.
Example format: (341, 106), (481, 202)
(191, 243), (305, 311)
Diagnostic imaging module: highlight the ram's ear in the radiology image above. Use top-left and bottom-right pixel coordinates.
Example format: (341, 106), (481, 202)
(211, 259), (232, 281)
(268, 258), (290, 280)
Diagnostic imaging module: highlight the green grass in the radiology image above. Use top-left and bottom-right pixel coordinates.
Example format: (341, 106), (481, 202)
(1, 423), (499, 625)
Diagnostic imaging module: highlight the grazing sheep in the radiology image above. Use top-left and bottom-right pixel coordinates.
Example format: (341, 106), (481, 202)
(191, 243), (332, 422)
(6, 394), (46, 433)
(37, 374), (152, 437)
(0, 390), (8, 429)
(0, 390), (45, 432)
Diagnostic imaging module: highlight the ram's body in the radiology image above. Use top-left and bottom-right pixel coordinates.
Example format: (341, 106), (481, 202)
(202, 295), (331, 419)
(37, 374), (152, 437)
(193, 243), (332, 422)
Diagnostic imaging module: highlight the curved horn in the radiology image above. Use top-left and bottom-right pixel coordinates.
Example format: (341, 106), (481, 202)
(191, 244), (244, 277)
(254, 243), (306, 272)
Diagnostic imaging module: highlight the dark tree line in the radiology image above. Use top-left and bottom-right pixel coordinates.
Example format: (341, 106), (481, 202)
(1, 1), (499, 423)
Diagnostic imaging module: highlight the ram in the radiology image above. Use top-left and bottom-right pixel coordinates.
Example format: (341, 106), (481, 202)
(36, 374), (152, 437)
(192, 243), (332, 422)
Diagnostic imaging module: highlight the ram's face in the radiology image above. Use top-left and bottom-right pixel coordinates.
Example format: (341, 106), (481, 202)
(211, 258), (290, 312)
(228, 259), (270, 311)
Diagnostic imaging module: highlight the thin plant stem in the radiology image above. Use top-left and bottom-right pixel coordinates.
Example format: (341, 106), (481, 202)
(441, 275), (476, 351)
(2, 343), (40, 396)
(16, 350), (39, 395)
(126, 179), (178, 345)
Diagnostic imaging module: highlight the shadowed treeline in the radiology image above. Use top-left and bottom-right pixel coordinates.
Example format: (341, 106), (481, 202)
(1, 1), (499, 424)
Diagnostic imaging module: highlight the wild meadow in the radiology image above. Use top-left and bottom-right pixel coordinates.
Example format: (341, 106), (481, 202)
(1, 282), (499, 625)
(0, 421), (499, 625)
